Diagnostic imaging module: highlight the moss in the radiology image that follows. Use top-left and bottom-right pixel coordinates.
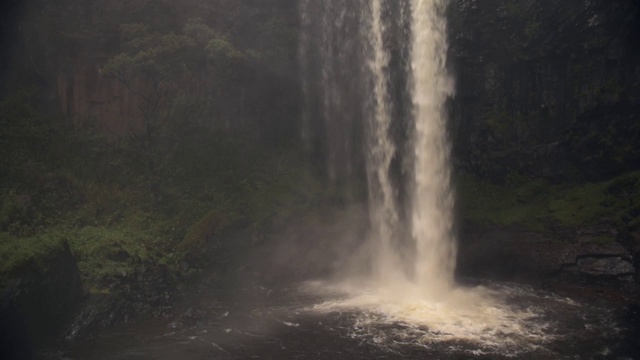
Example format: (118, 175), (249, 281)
(0, 233), (68, 289)
(52, 225), (151, 287)
(458, 176), (550, 231)
(0, 190), (30, 230)
(593, 234), (616, 244)
(178, 210), (230, 253)
(458, 171), (640, 236)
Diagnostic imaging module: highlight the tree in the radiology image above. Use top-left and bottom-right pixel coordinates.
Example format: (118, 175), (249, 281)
(101, 23), (194, 144)
(101, 18), (254, 144)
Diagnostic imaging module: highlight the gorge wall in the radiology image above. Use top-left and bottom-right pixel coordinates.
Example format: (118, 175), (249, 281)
(6, 0), (301, 142)
(56, 38), (149, 135)
(4, 0), (639, 181)
(448, 0), (640, 182)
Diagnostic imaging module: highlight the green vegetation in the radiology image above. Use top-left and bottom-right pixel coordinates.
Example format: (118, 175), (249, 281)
(458, 171), (640, 237)
(0, 233), (69, 288)
(0, 0), (327, 296)
(0, 91), (324, 293)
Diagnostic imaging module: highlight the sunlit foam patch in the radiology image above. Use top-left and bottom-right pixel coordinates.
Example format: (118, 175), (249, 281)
(303, 281), (560, 356)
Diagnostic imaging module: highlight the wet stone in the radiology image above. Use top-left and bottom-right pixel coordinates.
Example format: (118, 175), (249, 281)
(566, 256), (636, 276)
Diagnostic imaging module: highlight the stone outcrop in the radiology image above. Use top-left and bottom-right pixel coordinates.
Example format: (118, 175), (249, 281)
(448, 0), (640, 181)
(0, 240), (82, 359)
(57, 46), (149, 135)
(562, 255), (635, 277)
(457, 224), (639, 293)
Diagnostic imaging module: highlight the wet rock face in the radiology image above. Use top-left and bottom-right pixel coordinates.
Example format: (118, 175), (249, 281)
(633, 246), (640, 283)
(0, 240), (82, 359)
(457, 224), (639, 292)
(64, 261), (175, 342)
(447, 0), (640, 181)
(563, 255), (635, 277)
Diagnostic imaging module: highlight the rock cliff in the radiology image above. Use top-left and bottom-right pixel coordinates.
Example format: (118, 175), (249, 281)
(448, 0), (640, 181)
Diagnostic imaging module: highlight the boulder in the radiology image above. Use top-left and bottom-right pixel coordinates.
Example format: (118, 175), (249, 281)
(563, 256), (635, 276)
(0, 239), (82, 359)
(457, 223), (639, 289)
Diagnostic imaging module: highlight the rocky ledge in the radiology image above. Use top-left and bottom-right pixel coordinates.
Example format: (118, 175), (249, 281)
(0, 239), (82, 359)
(457, 224), (639, 296)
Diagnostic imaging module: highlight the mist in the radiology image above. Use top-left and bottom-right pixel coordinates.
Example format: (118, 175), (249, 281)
(1, 0), (639, 359)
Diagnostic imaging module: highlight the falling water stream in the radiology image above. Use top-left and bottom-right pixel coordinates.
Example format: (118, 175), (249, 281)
(298, 0), (457, 290)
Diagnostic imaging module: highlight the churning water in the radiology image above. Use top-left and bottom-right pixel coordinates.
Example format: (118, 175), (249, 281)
(54, 280), (628, 359)
(304, 280), (617, 357)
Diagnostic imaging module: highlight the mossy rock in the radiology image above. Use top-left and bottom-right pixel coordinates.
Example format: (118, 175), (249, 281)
(0, 234), (70, 289)
(458, 171), (640, 237)
(0, 234), (82, 356)
(178, 210), (231, 255)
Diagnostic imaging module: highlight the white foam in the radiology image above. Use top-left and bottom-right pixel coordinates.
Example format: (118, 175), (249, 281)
(304, 280), (557, 354)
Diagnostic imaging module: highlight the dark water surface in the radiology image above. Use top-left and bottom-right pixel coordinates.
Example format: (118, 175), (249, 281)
(41, 277), (639, 360)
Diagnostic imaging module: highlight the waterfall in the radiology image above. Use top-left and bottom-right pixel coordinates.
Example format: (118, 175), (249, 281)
(365, 0), (402, 283)
(298, 0), (311, 153)
(409, 0), (456, 295)
(299, 0), (367, 185)
(301, 2), (560, 349)
(299, 0), (455, 294)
